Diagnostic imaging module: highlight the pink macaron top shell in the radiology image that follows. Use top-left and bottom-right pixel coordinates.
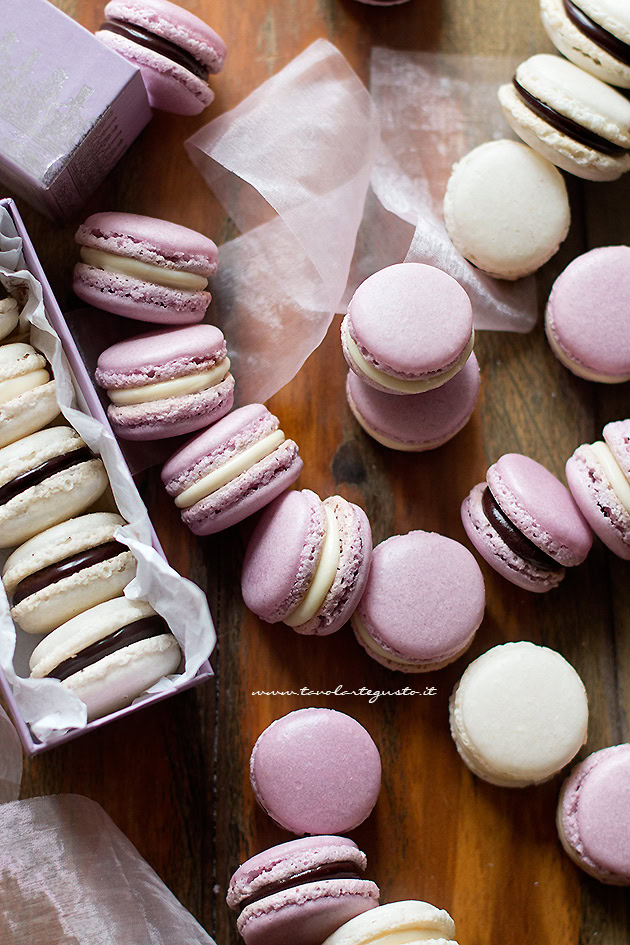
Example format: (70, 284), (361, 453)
(356, 531), (485, 663)
(487, 454), (593, 566)
(561, 745), (630, 882)
(546, 247), (630, 380)
(75, 212), (218, 276)
(95, 324), (226, 387)
(604, 419), (630, 482)
(250, 708), (382, 835)
(346, 263), (473, 378)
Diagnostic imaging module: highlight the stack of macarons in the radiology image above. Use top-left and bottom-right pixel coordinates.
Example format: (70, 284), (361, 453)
(343, 263), (480, 452)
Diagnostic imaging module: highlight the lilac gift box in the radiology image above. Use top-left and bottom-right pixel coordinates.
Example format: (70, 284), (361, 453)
(0, 198), (214, 755)
(0, 0), (151, 219)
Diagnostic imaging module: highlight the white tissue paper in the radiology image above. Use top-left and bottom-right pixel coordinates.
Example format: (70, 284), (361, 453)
(186, 40), (537, 406)
(0, 705), (21, 804)
(0, 208), (215, 743)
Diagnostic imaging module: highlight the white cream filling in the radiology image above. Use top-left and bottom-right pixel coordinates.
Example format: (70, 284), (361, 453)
(0, 369), (50, 405)
(175, 430), (286, 509)
(345, 323), (474, 394)
(80, 247), (208, 291)
(108, 359), (230, 405)
(592, 441), (630, 513)
(284, 505), (340, 627)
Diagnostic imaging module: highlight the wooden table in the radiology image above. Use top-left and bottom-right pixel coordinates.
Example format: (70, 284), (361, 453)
(11, 1), (630, 943)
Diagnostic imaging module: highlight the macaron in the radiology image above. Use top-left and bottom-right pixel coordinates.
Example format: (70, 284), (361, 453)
(566, 419), (630, 559)
(499, 54), (630, 182)
(545, 246), (630, 383)
(95, 324), (234, 441)
(0, 427), (108, 548)
(29, 597), (181, 720)
(73, 212), (218, 325)
(449, 641), (589, 788)
(250, 708), (382, 835)
(96, 0), (226, 115)
(443, 139), (570, 280)
(0, 284), (19, 341)
(242, 490), (372, 636)
(227, 837), (380, 945)
(461, 453), (593, 593)
(0, 342), (59, 448)
(557, 744), (630, 885)
(341, 264), (474, 395)
(2, 513), (136, 635)
(161, 404), (303, 536)
(541, 0), (630, 89)
(352, 531), (485, 673)
(322, 901), (458, 945)
(346, 352), (480, 451)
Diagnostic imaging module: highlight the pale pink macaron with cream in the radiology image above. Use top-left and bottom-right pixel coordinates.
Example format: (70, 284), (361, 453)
(73, 212), (218, 325)
(97, 0), (226, 115)
(341, 263), (474, 395)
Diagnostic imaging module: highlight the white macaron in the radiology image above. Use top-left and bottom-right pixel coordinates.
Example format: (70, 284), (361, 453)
(0, 287), (19, 341)
(29, 597), (182, 720)
(0, 342), (59, 448)
(541, 0), (630, 89)
(0, 426), (108, 548)
(322, 901), (457, 945)
(3, 512), (137, 635)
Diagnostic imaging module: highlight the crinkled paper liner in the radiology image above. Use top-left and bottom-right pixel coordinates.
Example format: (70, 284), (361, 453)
(0, 208), (215, 743)
(186, 40), (537, 406)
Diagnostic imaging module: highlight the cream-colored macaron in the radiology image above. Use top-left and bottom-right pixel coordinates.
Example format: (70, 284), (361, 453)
(0, 343), (59, 448)
(322, 901), (457, 945)
(541, 0), (630, 89)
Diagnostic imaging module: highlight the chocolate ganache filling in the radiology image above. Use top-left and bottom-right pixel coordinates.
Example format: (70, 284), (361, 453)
(481, 487), (563, 572)
(563, 0), (630, 67)
(238, 861), (364, 911)
(512, 77), (627, 156)
(100, 19), (209, 81)
(0, 447), (94, 508)
(12, 541), (128, 606)
(50, 615), (169, 682)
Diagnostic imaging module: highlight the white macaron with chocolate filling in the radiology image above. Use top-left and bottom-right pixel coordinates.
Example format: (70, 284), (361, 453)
(29, 597), (182, 720)
(3, 513), (137, 634)
(0, 342), (59, 448)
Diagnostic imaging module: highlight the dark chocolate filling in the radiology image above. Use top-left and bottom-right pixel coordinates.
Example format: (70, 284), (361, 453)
(100, 19), (209, 81)
(238, 862), (364, 912)
(512, 76), (627, 157)
(49, 615), (169, 682)
(12, 541), (129, 606)
(564, 0), (630, 67)
(481, 487), (563, 572)
(0, 447), (94, 508)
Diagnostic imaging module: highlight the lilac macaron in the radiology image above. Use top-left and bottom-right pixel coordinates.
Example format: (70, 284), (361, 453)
(341, 263), (474, 395)
(557, 745), (630, 885)
(95, 324), (234, 440)
(462, 453), (593, 592)
(352, 531), (485, 673)
(242, 489), (372, 636)
(97, 0), (226, 115)
(566, 419), (630, 559)
(74, 212), (218, 325)
(161, 404), (302, 535)
(250, 708), (382, 835)
(545, 246), (630, 383)
(227, 837), (380, 945)
(346, 352), (480, 451)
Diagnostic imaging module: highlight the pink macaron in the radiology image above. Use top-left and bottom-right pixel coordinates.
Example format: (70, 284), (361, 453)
(73, 212), (218, 325)
(346, 352), (480, 451)
(341, 263), (474, 395)
(161, 404), (302, 535)
(95, 324), (234, 440)
(250, 708), (382, 835)
(557, 744), (630, 885)
(545, 246), (630, 383)
(97, 0), (226, 115)
(352, 531), (485, 672)
(242, 489), (372, 636)
(566, 419), (630, 559)
(227, 836), (380, 945)
(462, 453), (593, 592)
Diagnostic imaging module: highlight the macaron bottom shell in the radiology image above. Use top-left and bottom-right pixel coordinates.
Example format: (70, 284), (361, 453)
(73, 264), (210, 324)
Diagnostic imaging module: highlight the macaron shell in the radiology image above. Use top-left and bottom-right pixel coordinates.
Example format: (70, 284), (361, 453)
(604, 419), (630, 480)
(540, 0), (630, 88)
(321, 900), (457, 945)
(0, 380), (59, 449)
(0, 299), (19, 341)
(566, 447), (630, 559)
(73, 264), (210, 324)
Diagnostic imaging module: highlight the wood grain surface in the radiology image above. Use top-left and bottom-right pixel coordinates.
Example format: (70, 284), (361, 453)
(8, 1), (630, 943)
